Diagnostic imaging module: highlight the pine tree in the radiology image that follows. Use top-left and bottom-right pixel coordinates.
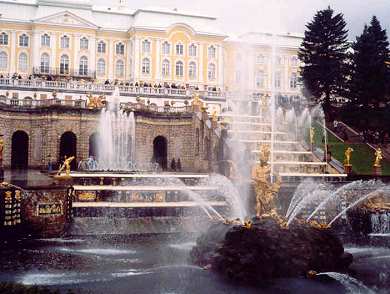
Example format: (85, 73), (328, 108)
(298, 7), (349, 117)
(348, 16), (390, 108)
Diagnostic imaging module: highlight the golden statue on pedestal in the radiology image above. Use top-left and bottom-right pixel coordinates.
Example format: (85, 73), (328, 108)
(374, 148), (383, 168)
(57, 156), (75, 177)
(344, 147), (354, 166)
(211, 110), (218, 122)
(191, 93), (203, 107)
(251, 144), (281, 218)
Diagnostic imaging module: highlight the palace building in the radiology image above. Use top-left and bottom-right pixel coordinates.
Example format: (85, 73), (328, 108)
(0, 0), (305, 171)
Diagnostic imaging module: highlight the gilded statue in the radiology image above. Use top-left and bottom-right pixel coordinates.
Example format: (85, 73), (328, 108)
(191, 93), (203, 107)
(252, 144), (281, 217)
(309, 127), (315, 145)
(57, 156), (75, 176)
(87, 93), (105, 108)
(0, 136), (4, 163)
(211, 110), (218, 122)
(374, 148), (383, 168)
(260, 94), (269, 112)
(344, 147), (354, 166)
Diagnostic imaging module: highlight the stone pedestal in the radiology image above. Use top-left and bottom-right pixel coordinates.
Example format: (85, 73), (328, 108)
(373, 165), (382, 176)
(343, 164), (352, 175)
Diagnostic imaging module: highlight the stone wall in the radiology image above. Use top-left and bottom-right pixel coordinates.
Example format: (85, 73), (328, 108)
(0, 105), (221, 172)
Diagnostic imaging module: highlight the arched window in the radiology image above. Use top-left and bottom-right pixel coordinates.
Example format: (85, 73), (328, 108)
(189, 61), (196, 79)
(97, 41), (106, 53)
(208, 63), (216, 80)
(19, 34), (29, 47)
(176, 43), (183, 55)
(18, 53), (28, 72)
(97, 59), (105, 76)
(162, 41), (170, 55)
(142, 40), (151, 54)
(175, 61), (183, 77)
(189, 44), (197, 57)
(60, 54), (69, 74)
(41, 34), (50, 47)
(0, 32), (8, 45)
(162, 59), (169, 77)
(61, 35), (70, 48)
(40, 53), (50, 73)
(79, 56), (88, 76)
(116, 42), (124, 55)
(0, 51), (8, 70)
(255, 71), (264, 88)
(116, 60), (124, 77)
(290, 72), (297, 89)
(256, 54), (265, 64)
(142, 58), (150, 74)
(208, 45), (216, 58)
(291, 56), (298, 66)
(275, 71), (281, 89)
(80, 37), (88, 49)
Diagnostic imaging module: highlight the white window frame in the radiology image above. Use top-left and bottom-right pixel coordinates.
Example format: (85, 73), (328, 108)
(162, 41), (170, 55)
(208, 63), (216, 81)
(0, 51), (8, 70)
(162, 59), (170, 77)
(116, 42), (125, 55)
(189, 44), (197, 57)
(80, 37), (89, 50)
(97, 58), (105, 76)
(18, 52), (28, 72)
(40, 53), (50, 73)
(175, 60), (184, 77)
(142, 39), (151, 54)
(142, 58), (150, 75)
(176, 43), (184, 56)
(97, 41), (106, 53)
(61, 35), (70, 49)
(79, 56), (88, 76)
(116, 59), (125, 77)
(0, 33), (8, 46)
(208, 45), (216, 59)
(188, 61), (197, 79)
(41, 34), (50, 47)
(19, 34), (29, 47)
(60, 54), (69, 74)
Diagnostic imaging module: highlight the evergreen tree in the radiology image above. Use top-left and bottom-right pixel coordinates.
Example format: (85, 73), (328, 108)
(348, 16), (390, 108)
(298, 7), (349, 117)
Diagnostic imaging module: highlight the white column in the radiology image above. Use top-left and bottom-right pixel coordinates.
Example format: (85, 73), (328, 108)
(89, 36), (96, 74)
(126, 39), (132, 80)
(155, 39), (161, 81)
(10, 31), (16, 73)
(50, 32), (56, 70)
(133, 37), (140, 80)
(217, 44), (224, 88)
(198, 43), (203, 83)
(32, 31), (40, 73)
(108, 39), (114, 80)
(73, 34), (79, 76)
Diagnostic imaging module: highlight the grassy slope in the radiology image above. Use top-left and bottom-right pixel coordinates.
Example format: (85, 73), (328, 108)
(312, 124), (390, 175)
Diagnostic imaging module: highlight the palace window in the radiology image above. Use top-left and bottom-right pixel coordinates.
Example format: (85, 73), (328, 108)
(97, 59), (105, 76)
(19, 34), (29, 47)
(79, 56), (88, 76)
(0, 51), (8, 70)
(0, 33), (8, 45)
(291, 56), (298, 66)
(256, 54), (265, 64)
(18, 53), (28, 72)
(189, 44), (197, 57)
(176, 43), (184, 55)
(208, 63), (216, 80)
(290, 72), (297, 89)
(162, 59), (170, 77)
(116, 42), (124, 55)
(208, 45), (216, 59)
(162, 41), (170, 55)
(41, 34), (50, 47)
(80, 37), (88, 50)
(116, 60), (124, 77)
(255, 71), (265, 88)
(189, 61), (197, 79)
(142, 40), (151, 54)
(175, 61), (183, 77)
(40, 53), (50, 73)
(97, 41), (106, 53)
(275, 71), (281, 89)
(61, 35), (70, 49)
(60, 54), (69, 74)
(142, 58), (150, 74)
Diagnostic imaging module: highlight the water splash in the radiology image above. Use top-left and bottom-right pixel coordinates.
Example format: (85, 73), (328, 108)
(286, 179), (318, 219)
(317, 272), (375, 294)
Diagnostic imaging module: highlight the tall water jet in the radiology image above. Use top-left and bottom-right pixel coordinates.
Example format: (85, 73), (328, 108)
(97, 87), (136, 171)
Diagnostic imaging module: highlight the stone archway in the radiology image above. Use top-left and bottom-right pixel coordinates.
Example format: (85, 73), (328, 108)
(59, 131), (77, 170)
(11, 130), (29, 169)
(89, 132), (99, 158)
(153, 136), (168, 170)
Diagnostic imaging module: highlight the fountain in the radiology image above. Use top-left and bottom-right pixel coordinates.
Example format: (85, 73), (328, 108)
(97, 87), (136, 171)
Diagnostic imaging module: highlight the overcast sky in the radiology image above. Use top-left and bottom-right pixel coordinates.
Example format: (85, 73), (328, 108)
(95, 0), (390, 40)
